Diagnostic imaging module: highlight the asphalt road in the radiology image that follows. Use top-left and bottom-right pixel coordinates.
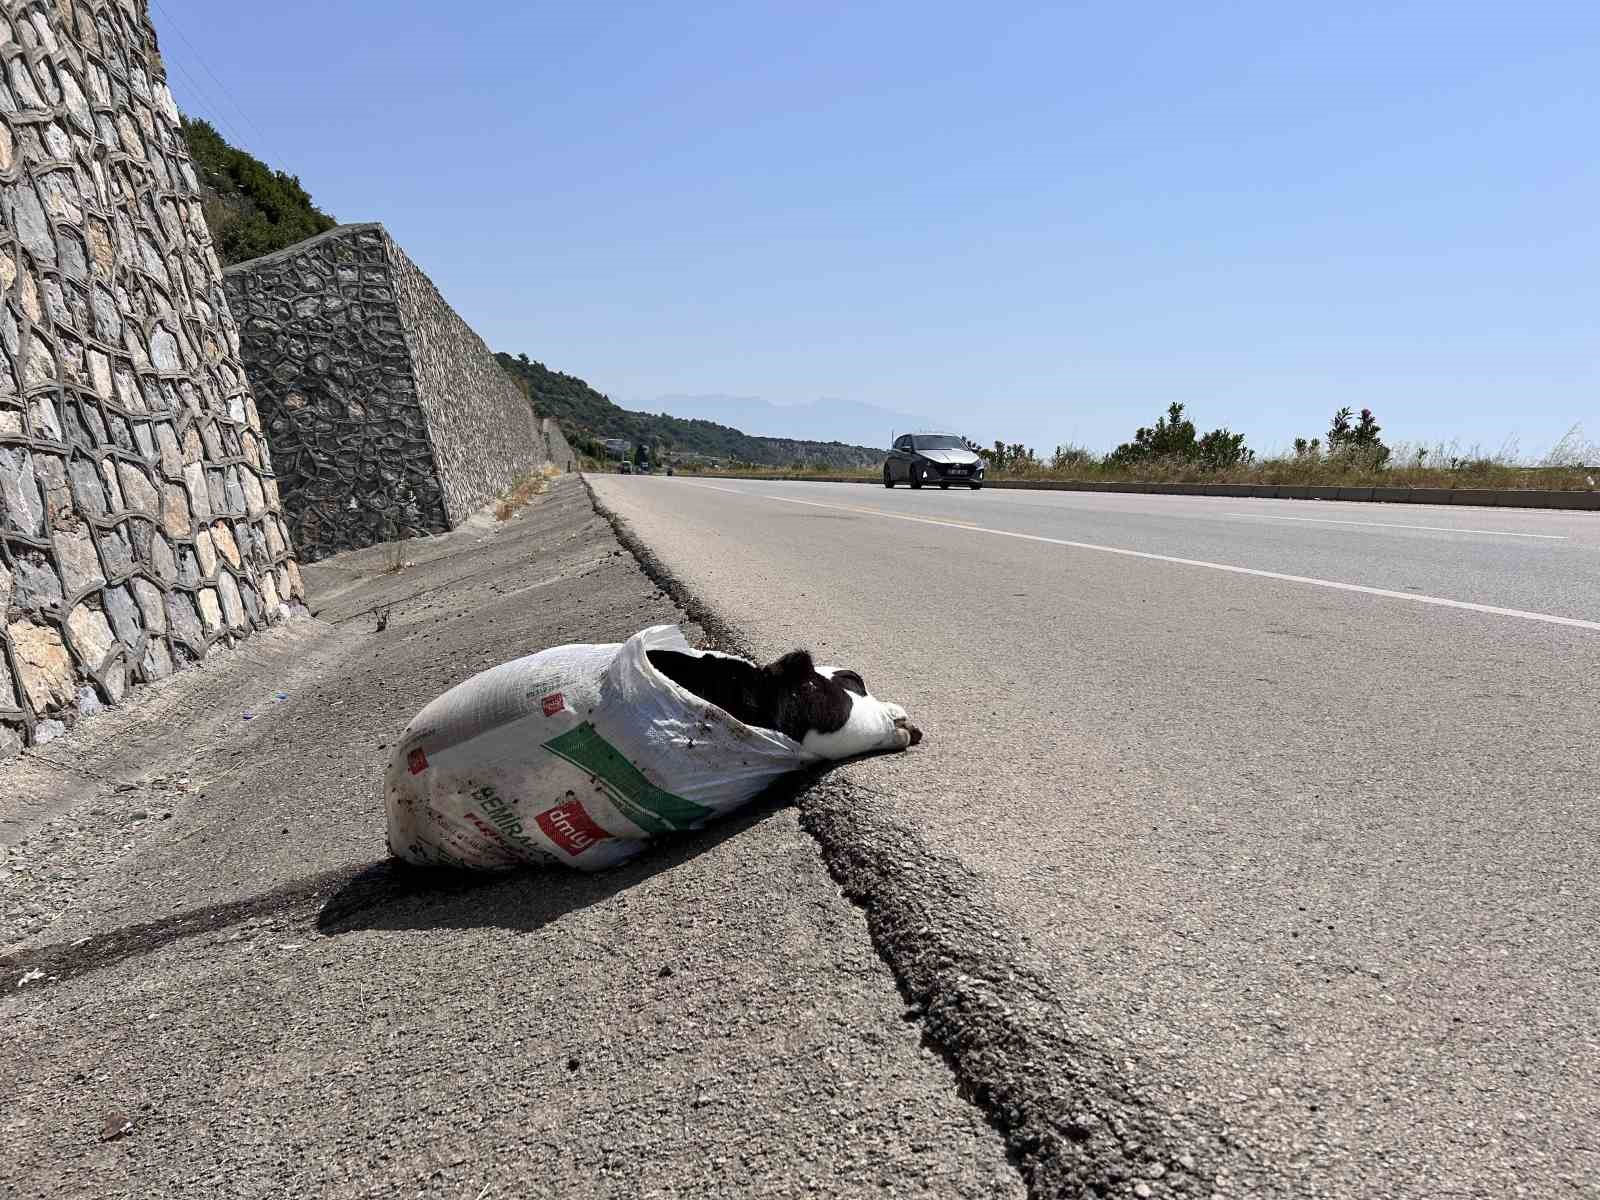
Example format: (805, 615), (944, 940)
(589, 475), (1600, 1198)
(1, 480), (1022, 1200)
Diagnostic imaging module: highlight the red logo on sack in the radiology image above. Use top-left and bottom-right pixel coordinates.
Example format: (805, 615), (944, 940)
(406, 747), (429, 775)
(541, 693), (566, 717)
(535, 800), (611, 856)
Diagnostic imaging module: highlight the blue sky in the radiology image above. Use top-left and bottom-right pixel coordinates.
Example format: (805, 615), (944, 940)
(153, 1), (1599, 458)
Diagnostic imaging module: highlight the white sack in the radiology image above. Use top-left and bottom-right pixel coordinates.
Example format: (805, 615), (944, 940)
(384, 625), (826, 871)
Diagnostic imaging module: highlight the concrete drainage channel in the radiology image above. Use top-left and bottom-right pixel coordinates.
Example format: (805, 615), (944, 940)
(685, 473), (1600, 511)
(582, 475), (1233, 1200)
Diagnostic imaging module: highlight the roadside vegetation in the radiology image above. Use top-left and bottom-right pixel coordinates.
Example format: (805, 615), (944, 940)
(183, 119), (338, 266)
(673, 406), (1599, 492)
(494, 464), (563, 521)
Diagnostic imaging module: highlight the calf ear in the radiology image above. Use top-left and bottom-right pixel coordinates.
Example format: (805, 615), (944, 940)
(832, 670), (867, 696)
(766, 650), (816, 679)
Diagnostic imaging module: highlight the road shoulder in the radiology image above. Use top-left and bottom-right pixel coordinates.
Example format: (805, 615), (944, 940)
(1, 477), (1021, 1199)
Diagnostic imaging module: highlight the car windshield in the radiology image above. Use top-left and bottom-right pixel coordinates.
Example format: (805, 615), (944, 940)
(912, 435), (965, 450)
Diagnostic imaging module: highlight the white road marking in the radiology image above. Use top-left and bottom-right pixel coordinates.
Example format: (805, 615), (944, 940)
(1219, 512), (1567, 540)
(678, 481), (1600, 634)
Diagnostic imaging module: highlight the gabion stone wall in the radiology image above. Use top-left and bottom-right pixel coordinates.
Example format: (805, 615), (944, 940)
(224, 223), (567, 562)
(538, 413), (573, 477)
(386, 232), (573, 522)
(0, 0), (303, 759)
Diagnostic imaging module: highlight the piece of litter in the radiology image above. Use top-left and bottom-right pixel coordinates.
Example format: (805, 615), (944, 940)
(278, 942), (303, 951)
(17, 968), (45, 987)
(274, 693), (288, 702)
(72, 936), (91, 947)
(242, 713), (254, 721)
(100, 1112), (134, 1142)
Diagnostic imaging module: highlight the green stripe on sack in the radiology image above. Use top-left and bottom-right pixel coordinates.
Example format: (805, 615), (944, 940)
(543, 723), (712, 834)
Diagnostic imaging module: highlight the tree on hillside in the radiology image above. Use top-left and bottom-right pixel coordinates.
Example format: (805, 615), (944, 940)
(491, 352), (885, 469)
(182, 118), (337, 265)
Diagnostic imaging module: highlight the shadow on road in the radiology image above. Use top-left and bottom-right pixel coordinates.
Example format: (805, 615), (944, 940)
(2, 765), (858, 987)
(314, 754), (903, 937)
(314, 785), (800, 937)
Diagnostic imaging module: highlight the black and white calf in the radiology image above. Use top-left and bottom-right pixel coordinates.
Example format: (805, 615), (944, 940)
(647, 648), (922, 758)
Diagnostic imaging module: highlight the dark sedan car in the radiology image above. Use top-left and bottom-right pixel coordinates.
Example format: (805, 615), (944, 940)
(883, 433), (986, 489)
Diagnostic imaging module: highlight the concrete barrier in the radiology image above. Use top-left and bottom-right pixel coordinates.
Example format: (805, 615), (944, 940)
(1540, 491), (1598, 510)
(679, 473), (1600, 512)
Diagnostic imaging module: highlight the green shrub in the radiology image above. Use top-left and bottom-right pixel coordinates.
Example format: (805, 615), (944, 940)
(183, 119), (337, 265)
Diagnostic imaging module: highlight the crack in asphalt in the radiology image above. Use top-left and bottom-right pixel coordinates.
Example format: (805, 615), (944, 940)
(582, 475), (1232, 1199)
(9, 476), (1233, 1197)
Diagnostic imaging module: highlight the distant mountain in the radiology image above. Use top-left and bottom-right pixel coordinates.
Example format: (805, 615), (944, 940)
(651, 394), (939, 448)
(495, 354), (885, 469)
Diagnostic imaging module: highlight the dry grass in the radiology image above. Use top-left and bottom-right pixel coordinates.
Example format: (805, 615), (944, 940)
(993, 455), (1597, 492)
(381, 536), (411, 575)
(495, 464), (563, 521)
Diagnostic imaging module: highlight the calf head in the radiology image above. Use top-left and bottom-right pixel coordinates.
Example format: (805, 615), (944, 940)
(648, 648), (921, 758)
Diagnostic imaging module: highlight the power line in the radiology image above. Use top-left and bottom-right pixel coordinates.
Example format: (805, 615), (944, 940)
(149, 0), (280, 164)
(158, 40), (253, 148)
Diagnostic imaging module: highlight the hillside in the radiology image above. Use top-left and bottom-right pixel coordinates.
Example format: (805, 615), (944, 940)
(495, 354), (885, 468)
(175, 126), (881, 465)
(182, 119), (338, 266)
(653, 393), (938, 447)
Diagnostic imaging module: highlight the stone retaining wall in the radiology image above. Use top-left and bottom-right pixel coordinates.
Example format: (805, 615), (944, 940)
(0, 0), (303, 759)
(386, 236), (569, 522)
(225, 223), (565, 561)
(540, 413), (574, 477)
